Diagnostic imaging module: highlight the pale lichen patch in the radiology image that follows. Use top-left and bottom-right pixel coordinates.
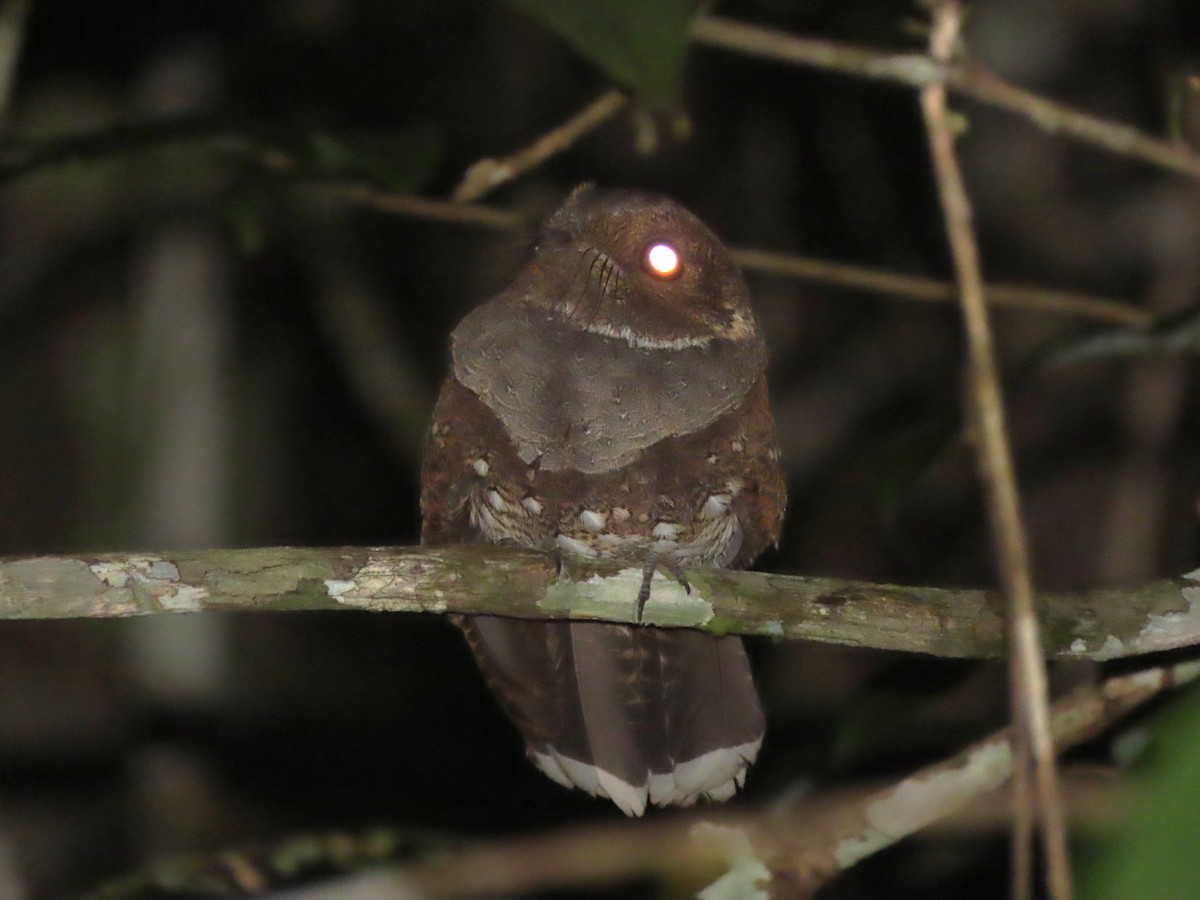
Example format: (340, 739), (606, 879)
(89, 562), (128, 588)
(835, 740), (1012, 869)
(325, 558), (447, 613)
(693, 822), (770, 900)
(540, 566), (714, 627)
(324, 579), (354, 600)
(1130, 581), (1200, 657)
(89, 557), (208, 611)
(1123, 667), (1168, 692)
(157, 583), (208, 611)
(1184, 568), (1200, 606)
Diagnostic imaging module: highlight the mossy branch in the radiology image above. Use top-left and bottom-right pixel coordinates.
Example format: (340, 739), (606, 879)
(2, 545), (1197, 662)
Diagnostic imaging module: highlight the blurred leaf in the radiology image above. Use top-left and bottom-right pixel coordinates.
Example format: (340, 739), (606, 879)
(507, 0), (699, 102)
(867, 414), (960, 522)
(303, 123), (441, 192)
(1025, 302), (1200, 373)
(1079, 684), (1200, 900)
(0, 118), (443, 197)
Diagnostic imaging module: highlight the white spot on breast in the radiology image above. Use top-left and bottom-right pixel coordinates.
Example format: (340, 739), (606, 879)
(486, 490), (509, 512)
(726, 477), (745, 495)
(652, 522), (681, 541)
(473, 458), (489, 477)
(522, 496), (543, 516)
(579, 509), (607, 533)
(702, 494), (732, 519)
(611, 506), (630, 523)
(730, 440), (745, 453)
(557, 534), (598, 558)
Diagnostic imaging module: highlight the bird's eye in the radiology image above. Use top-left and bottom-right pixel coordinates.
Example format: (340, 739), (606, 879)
(644, 242), (682, 279)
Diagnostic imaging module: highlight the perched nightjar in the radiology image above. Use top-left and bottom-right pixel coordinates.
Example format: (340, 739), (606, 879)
(421, 185), (786, 816)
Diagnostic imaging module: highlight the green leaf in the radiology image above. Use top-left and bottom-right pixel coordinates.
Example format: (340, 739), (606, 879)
(1079, 684), (1200, 900)
(507, 0), (699, 102)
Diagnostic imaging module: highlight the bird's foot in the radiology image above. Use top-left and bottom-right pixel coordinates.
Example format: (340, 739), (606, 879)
(635, 554), (692, 624)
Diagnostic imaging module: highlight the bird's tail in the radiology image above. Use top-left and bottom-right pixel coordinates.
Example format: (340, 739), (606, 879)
(457, 616), (764, 816)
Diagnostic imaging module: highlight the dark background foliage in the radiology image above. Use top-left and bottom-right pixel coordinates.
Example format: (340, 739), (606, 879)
(0, 0), (1198, 896)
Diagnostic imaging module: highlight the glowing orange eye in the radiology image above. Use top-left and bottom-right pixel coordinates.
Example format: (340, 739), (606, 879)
(645, 242), (681, 278)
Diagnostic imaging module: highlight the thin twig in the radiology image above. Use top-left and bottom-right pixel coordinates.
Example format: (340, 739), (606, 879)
(3, 547), (1200, 665)
(318, 182), (531, 229)
(919, 4), (1072, 899)
(691, 14), (1200, 182)
(451, 89), (629, 202)
(729, 248), (1152, 329)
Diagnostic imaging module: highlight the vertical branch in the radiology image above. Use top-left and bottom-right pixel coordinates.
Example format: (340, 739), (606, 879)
(918, 3), (1073, 900)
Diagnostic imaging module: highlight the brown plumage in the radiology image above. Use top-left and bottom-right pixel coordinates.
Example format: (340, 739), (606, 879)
(421, 185), (786, 815)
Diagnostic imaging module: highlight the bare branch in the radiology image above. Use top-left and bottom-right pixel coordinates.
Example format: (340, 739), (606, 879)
(311, 181), (532, 230)
(2, 546), (1198, 663)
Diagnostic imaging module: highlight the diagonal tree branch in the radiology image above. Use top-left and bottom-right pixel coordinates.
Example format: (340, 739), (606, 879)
(2, 546), (1198, 663)
(451, 89), (629, 202)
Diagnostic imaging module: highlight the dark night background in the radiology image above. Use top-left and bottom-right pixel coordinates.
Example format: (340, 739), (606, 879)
(1, 1), (1199, 896)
